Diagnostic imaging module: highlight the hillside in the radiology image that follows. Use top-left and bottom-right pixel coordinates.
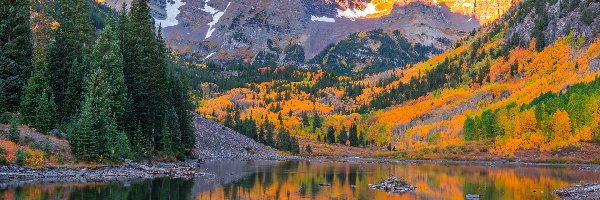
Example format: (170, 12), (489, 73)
(193, 0), (600, 160)
(101, 0), (488, 72)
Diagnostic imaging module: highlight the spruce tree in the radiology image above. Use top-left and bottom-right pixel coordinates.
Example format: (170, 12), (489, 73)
(63, 57), (88, 120)
(0, 0), (33, 111)
(46, 0), (95, 121)
(35, 92), (56, 133)
(21, 61), (52, 126)
(326, 126), (335, 144)
(359, 131), (366, 147)
(124, 0), (168, 153)
(91, 17), (127, 128)
(349, 124), (359, 147)
(338, 126), (348, 145)
(8, 117), (20, 143)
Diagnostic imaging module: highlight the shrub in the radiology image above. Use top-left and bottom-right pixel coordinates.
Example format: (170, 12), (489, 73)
(305, 144), (312, 153)
(15, 147), (29, 166)
(0, 146), (7, 166)
(8, 118), (20, 143)
(25, 150), (44, 167)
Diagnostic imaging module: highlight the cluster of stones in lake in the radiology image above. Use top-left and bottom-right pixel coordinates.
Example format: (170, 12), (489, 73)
(369, 177), (416, 193)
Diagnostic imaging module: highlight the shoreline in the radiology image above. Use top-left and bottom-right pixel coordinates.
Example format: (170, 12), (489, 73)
(1, 156), (599, 188)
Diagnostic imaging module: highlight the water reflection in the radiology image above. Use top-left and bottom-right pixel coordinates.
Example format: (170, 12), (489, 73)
(1, 160), (599, 200)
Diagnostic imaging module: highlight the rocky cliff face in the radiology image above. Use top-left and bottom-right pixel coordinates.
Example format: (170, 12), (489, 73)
(102, 0), (486, 69)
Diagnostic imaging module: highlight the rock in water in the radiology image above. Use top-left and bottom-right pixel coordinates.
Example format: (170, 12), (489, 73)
(369, 177), (416, 193)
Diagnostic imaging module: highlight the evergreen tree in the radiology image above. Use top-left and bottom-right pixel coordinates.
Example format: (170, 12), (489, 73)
(107, 117), (131, 162)
(305, 144), (312, 153)
(326, 126), (335, 144)
(301, 112), (309, 127)
(349, 124), (359, 147)
(35, 92), (56, 133)
(8, 117), (20, 143)
(90, 17), (127, 128)
(20, 61), (52, 127)
(46, 0), (95, 120)
(123, 0), (169, 153)
(265, 119), (275, 147)
(338, 126), (348, 145)
(359, 131), (366, 147)
(63, 58), (89, 120)
(0, 0), (33, 111)
(312, 113), (322, 133)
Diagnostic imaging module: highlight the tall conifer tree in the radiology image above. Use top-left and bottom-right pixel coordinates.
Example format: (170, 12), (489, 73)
(0, 0), (33, 111)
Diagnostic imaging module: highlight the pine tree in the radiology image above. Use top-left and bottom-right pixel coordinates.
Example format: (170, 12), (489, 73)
(358, 131), (366, 147)
(349, 124), (359, 147)
(326, 126), (335, 144)
(312, 113), (322, 133)
(0, 0), (33, 111)
(63, 58), (89, 120)
(35, 92), (56, 133)
(305, 144), (312, 153)
(338, 126), (348, 145)
(301, 112), (309, 127)
(90, 17), (127, 128)
(123, 0), (169, 153)
(8, 117), (20, 143)
(21, 61), (52, 126)
(107, 117), (131, 162)
(46, 0), (95, 120)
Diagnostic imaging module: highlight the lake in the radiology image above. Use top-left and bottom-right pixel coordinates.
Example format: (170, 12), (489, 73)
(1, 159), (599, 200)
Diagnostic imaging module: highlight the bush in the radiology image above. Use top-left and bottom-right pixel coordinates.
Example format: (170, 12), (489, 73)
(582, 9), (595, 26)
(0, 146), (7, 166)
(15, 147), (29, 166)
(25, 150), (44, 167)
(8, 118), (20, 143)
(305, 144), (312, 153)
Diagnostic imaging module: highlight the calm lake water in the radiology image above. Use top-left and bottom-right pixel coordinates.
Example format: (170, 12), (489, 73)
(1, 160), (599, 200)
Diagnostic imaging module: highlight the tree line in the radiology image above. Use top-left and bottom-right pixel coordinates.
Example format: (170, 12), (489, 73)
(0, 0), (194, 162)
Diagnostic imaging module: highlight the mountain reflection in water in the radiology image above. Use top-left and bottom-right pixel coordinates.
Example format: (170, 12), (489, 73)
(1, 160), (599, 200)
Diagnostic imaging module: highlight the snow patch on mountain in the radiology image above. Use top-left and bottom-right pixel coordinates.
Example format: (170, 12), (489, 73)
(203, 0), (231, 40)
(311, 15), (336, 23)
(155, 0), (186, 28)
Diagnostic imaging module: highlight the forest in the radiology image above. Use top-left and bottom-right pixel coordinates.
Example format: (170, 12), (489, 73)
(193, 0), (599, 159)
(0, 0), (194, 165)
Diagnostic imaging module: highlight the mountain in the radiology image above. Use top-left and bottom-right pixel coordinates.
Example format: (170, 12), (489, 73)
(192, 0), (600, 159)
(100, 0), (500, 72)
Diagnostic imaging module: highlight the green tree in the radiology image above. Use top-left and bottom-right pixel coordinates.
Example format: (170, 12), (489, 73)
(359, 131), (367, 147)
(63, 58), (89, 120)
(123, 0), (169, 154)
(305, 144), (312, 153)
(349, 124), (359, 147)
(301, 112), (310, 127)
(20, 61), (52, 127)
(46, 0), (95, 120)
(8, 117), (20, 143)
(464, 117), (476, 140)
(326, 126), (335, 144)
(0, 0), (33, 111)
(338, 126), (348, 145)
(35, 92), (57, 133)
(90, 17), (128, 128)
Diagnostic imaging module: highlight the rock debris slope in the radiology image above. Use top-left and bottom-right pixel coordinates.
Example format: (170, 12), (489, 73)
(192, 113), (280, 159)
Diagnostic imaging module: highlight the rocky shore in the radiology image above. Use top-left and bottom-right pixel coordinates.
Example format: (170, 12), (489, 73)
(0, 160), (206, 189)
(554, 183), (600, 200)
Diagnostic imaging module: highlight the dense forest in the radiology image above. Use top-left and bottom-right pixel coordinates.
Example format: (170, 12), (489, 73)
(0, 0), (194, 164)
